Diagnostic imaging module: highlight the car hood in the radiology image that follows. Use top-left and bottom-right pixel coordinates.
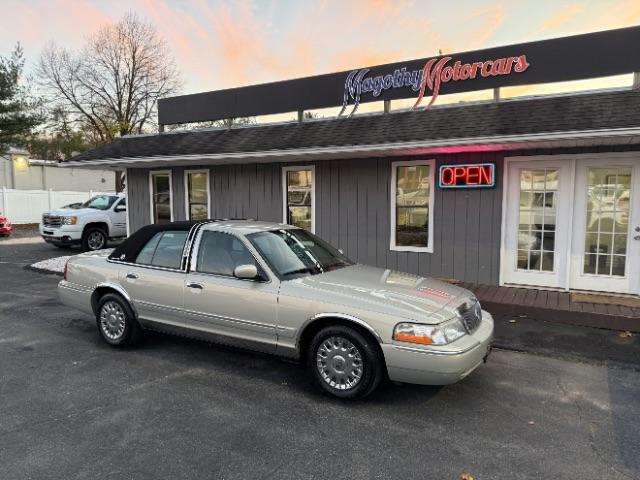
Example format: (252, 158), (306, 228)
(44, 208), (100, 217)
(287, 264), (474, 323)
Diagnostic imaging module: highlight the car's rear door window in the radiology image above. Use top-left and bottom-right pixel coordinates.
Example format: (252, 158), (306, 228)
(135, 231), (188, 269)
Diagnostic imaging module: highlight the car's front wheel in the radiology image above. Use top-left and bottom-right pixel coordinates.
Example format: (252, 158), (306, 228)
(308, 325), (384, 399)
(82, 227), (107, 251)
(96, 293), (140, 347)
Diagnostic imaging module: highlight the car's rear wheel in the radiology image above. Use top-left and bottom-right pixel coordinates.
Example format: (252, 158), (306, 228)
(96, 293), (140, 347)
(82, 227), (107, 251)
(308, 325), (384, 399)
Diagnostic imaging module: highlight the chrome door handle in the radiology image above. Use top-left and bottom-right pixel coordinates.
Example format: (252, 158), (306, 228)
(186, 282), (204, 290)
(126, 272), (138, 279)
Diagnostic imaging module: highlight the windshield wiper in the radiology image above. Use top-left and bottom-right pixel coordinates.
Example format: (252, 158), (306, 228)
(282, 266), (321, 277)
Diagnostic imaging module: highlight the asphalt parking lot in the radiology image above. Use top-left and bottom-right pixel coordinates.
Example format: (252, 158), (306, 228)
(1, 238), (639, 480)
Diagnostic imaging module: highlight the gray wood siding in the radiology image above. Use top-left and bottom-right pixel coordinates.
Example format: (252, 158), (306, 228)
(126, 168), (151, 233)
(126, 155), (503, 284)
(313, 154), (503, 285)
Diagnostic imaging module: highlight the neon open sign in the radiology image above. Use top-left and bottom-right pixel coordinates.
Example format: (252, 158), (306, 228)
(438, 163), (496, 189)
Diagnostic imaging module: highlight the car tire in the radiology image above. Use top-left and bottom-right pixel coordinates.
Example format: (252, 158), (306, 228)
(308, 325), (384, 400)
(96, 293), (140, 347)
(82, 226), (107, 251)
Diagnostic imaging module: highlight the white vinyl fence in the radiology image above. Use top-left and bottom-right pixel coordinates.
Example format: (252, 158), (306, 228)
(0, 187), (113, 224)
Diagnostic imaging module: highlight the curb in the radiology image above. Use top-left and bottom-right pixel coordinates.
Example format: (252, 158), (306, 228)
(483, 300), (640, 333)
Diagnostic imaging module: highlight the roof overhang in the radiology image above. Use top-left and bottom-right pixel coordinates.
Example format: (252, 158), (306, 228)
(60, 127), (640, 170)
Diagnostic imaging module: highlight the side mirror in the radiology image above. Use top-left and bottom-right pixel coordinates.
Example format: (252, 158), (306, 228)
(115, 205), (127, 212)
(338, 248), (344, 255)
(234, 264), (258, 279)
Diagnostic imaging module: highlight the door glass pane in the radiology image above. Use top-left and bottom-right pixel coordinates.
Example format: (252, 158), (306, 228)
(516, 169), (558, 272)
(395, 164), (430, 247)
(582, 167), (631, 277)
(187, 172), (209, 220)
(152, 174), (171, 224)
(286, 169), (313, 230)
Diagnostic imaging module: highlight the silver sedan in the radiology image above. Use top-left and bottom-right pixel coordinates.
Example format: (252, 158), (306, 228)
(59, 220), (493, 399)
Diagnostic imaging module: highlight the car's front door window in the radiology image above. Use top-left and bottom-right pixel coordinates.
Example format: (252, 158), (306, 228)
(195, 231), (261, 278)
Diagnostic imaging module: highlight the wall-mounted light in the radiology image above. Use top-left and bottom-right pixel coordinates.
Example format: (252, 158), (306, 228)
(12, 156), (29, 172)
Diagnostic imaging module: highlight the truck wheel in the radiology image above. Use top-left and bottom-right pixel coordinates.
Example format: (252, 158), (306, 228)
(307, 325), (384, 400)
(96, 293), (140, 347)
(82, 227), (107, 251)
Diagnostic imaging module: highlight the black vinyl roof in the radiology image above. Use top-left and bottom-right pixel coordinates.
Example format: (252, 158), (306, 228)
(71, 89), (640, 163)
(108, 221), (198, 264)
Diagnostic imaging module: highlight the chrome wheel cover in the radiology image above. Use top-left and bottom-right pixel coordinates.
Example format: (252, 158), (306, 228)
(99, 301), (126, 340)
(316, 336), (363, 390)
(87, 231), (105, 250)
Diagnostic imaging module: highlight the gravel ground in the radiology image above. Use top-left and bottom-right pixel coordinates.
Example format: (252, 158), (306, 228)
(29, 255), (73, 274)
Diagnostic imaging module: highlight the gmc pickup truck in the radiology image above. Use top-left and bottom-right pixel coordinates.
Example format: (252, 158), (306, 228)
(40, 193), (127, 251)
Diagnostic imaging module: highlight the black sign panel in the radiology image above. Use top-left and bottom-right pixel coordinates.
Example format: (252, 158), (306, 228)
(159, 26), (640, 125)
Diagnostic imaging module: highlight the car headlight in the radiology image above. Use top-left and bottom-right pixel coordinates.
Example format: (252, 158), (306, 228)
(62, 216), (77, 225)
(393, 317), (467, 346)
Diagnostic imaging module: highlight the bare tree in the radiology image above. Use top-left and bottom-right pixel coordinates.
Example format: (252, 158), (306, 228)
(37, 12), (182, 190)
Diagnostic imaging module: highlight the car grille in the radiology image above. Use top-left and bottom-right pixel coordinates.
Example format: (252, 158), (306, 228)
(42, 214), (62, 228)
(458, 300), (482, 334)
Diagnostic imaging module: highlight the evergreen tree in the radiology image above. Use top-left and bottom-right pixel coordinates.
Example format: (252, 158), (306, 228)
(0, 43), (42, 153)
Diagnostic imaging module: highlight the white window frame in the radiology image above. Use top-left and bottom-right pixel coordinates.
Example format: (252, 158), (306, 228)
(149, 170), (173, 223)
(183, 169), (211, 220)
(390, 159), (436, 253)
(282, 165), (316, 233)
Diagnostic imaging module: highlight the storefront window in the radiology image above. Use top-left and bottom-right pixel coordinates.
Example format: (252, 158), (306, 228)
(283, 167), (314, 231)
(150, 171), (172, 224)
(583, 167), (630, 277)
(517, 169), (558, 272)
(391, 161), (434, 252)
(185, 170), (210, 220)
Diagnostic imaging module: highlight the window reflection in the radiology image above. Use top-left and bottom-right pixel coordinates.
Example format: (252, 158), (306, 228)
(286, 169), (313, 231)
(583, 167), (630, 277)
(395, 164), (430, 247)
(516, 169), (558, 272)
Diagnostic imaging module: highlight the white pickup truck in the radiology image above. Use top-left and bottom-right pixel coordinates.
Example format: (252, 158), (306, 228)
(40, 193), (127, 251)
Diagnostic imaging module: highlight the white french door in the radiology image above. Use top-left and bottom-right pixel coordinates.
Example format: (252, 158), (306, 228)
(569, 158), (640, 294)
(502, 160), (573, 288)
(502, 154), (640, 295)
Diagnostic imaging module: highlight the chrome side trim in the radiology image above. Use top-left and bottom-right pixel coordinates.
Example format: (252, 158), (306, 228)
(107, 258), (185, 274)
(137, 299), (183, 314)
(59, 281), (92, 294)
(135, 300), (277, 332)
(93, 282), (138, 317)
(298, 313), (383, 344)
(184, 308), (277, 331)
(392, 343), (479, 356)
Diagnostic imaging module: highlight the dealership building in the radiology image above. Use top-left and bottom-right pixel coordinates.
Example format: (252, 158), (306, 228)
(65, 27), (640, 297)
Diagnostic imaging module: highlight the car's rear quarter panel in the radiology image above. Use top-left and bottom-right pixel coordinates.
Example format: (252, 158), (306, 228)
(58, 253), (121, 315)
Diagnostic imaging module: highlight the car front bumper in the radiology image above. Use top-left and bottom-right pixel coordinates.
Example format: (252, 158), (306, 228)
(382, 311), (494, 385)
(40, 225), (82, 245)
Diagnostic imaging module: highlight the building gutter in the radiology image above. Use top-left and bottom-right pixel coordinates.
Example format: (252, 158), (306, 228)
(60, 126), (640, 168)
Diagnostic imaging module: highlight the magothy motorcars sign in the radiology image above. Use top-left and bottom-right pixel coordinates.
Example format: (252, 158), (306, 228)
(158, 26), (640, 126)
(340, 55), (530, 116)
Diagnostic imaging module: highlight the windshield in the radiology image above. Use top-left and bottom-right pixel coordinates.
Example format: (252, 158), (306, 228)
(82, 195), (118, 210)
(247, 229), (353, 280)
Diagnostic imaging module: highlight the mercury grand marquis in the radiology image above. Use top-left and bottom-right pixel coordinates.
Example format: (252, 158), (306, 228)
(59, 220), (494, 399)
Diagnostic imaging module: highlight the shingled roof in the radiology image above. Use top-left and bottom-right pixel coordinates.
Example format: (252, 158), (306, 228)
(68, 88), (640, 164)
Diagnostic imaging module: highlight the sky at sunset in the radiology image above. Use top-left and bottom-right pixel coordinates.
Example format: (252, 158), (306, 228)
(3, 0), (640, 113)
